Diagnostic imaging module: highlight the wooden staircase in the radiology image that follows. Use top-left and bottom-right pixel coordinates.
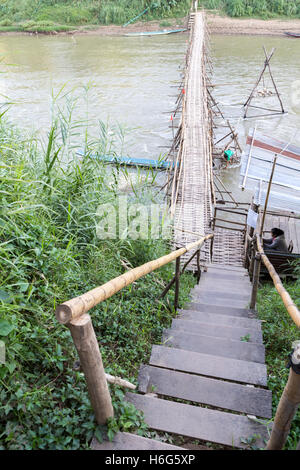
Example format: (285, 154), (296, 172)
(93, 264), (272, 450)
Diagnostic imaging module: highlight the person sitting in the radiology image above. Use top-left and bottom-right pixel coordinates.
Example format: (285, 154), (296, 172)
(223, 145), (234, 168)
(263, 228), (289, 253)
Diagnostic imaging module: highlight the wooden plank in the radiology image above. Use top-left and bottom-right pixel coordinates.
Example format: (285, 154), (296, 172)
(126, 393), (270, 449)
(177, 309), (262, 330)
(149, 345), (268, 386)
(200, 271), (251, 282)
(192, 293), (250, 308)
(162, 330), (265, 363)
(91, 432), (184, 450)
(192, 284), (252, 297)
(186, 302), (254, 318)
(138, 366), (272, 418)
(171, 319), (263, 343)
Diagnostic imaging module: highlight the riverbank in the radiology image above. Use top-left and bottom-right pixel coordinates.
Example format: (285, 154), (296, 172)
(0, 17), (188, 36)
(206, 12), (300, 37)
(1, 13), (300, 37)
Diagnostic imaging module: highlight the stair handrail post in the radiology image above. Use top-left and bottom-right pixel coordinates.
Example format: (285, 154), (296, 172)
(174, 252), (181, 311)
(196, 248), (201, 284)
(266, 343), (300, 450)
(68, 314), (114, 425)
(250, 246), (261, 310)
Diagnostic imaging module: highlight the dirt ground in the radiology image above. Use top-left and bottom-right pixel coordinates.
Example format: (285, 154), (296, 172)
(1, 13), (300, 37)
(206, 12), (300, 36)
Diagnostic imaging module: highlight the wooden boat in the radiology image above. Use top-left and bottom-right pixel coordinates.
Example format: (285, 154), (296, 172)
(77, 151), (177, 170)
(284, 32), (300, 38)
(124, 28), (187, 37)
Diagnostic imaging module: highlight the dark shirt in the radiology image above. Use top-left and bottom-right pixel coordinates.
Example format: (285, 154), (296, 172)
(263, 235), (288, 253)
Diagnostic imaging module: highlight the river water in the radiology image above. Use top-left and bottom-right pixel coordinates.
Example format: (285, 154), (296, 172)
(1, 32), (299, 202)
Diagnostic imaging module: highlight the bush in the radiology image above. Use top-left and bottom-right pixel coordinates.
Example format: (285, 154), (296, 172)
(0, 91), (195, 449)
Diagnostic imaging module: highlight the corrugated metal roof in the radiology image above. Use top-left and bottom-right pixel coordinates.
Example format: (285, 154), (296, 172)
(240, 129), (300, 214)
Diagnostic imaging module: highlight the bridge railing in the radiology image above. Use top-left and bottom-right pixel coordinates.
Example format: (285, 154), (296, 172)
(249, 234), (300, 450)
(55, 234), (214, 426)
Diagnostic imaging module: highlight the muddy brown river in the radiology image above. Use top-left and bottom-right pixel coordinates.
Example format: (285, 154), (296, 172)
(1, 32), (299, 202)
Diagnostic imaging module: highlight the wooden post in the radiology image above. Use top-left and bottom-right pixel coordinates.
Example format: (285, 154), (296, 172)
(68, 314), (114, 425)
(250, 252), (261, 310)
(196, 249), (201, 284)
(266, 344), (300, 450)
(245, 200), (259, 269)
(260, 154), (278, 238)
(174, 255), (181, 311)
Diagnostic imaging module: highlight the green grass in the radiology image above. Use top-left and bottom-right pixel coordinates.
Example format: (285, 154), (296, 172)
(0, 1), (191, 31)
(0, 91), (196, 449)
(200, 0), (300, 18)
(257, 271), (300, 450)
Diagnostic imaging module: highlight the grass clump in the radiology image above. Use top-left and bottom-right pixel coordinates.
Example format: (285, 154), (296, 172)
(200, 0), (300, 18)
(0, 91), (196, 449)
(257, 268), (300, 450)
(0, 1), (191, 30)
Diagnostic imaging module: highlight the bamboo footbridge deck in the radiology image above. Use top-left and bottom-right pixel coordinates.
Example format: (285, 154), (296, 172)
(169, 11), (214, 269)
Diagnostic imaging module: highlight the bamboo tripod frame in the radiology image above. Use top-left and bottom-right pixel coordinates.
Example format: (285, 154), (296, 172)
(243, 47), (285, 119)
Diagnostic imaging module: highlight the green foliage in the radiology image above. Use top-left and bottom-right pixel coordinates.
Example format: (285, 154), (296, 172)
(200, 0), (300, 18)
(257, 272), (300, 450)
(0, 1), (191, 27)
(0, 90), (196, 449)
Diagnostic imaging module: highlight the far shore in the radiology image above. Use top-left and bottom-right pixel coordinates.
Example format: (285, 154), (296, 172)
(0, 13), (300, 37)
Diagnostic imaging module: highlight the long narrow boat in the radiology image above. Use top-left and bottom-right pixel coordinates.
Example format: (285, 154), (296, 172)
(124, 28), (187, 37)
(77, 151), (177, 170)
(284, 32), (300, 38)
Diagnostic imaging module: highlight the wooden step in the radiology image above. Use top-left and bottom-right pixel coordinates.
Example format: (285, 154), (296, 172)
(91, 432), (183, 450)
(186, 302), (255, 318)
(191, 294), (249, 308)
(138, 366), (272, 418)
(192, 289), (251, 301)
(162, 330), (265, 363)
(126, 393), (269, 449)
(208, 264), (248, 273)
(177, 309), (261, 330)
(171, 319), (263, 343)
(150, 345), (268, 386)
(202, 271), (251, 282)
(195, 277), (252, 289)
(196, 278), (252, 290)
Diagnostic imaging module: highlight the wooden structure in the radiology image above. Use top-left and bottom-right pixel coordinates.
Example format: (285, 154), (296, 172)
(247, 236), (300, 450)
(168, 11), (214, 269)
(54, 4), (299, 451)
(243, 47), (285, 119)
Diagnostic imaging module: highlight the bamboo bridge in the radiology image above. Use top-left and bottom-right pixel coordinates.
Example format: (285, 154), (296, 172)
(56, 7), (300, 452)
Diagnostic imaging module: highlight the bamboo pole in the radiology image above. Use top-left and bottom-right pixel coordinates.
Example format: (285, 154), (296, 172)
(257, 237), (300, 328)
(266, 344), (300, 450)
(56, 235), (213, 324)
(259, 154), (278, 238)
(105, 373), (136, 390)
(68, 314), (114, 425)
(250, 252), (261, 310)
(174, 255), (181, 311)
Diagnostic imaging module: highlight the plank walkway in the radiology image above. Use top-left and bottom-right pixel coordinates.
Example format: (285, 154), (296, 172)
(93, 264), (272, 450)
(171, 11), (214, 268)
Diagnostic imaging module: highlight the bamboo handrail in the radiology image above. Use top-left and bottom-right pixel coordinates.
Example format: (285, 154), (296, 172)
(256, 237), (300, 328)
(56, 234), (214, 325)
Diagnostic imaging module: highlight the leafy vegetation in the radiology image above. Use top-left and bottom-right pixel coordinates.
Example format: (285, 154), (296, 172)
(257, 267), (300, 450)
(0, 1), (191, 31)
(0, 90), (196, 449)
(201, 0), (300, 18)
